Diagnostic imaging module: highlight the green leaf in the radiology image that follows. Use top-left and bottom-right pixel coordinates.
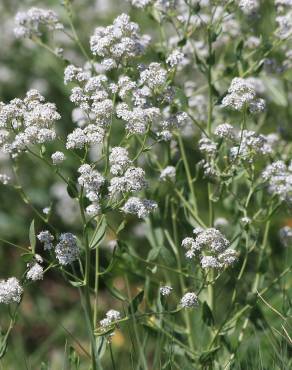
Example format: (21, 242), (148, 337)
(129, 290), (144, 313)
(67, 183), (78, 199)
(95, 326), (115, 337)
(206, 51), (216, 66)
(235, 39), (244, 60)
(98, 247), (117, 276)
(177, 38), (187, 47)
(89, 217), (107, 249)
(262, 76), (287, 106)
(147, 247), (161, 262)
(199, 346), (220, 365)
(104, 280), (127, 301)
(96, 336), (107, 358)
(159, 246), (175, 266)
(40, 145), (46, 156)
(68, 346), (80, 368)
(0, 337), (8, 359)
(69, 280), (85, 287)
(116, 220), (126, 235)
(21, 252), (34, 263)
(202, 301), (214, 327)
(29, 219), (36, 253)
(174, 87), (188, 109)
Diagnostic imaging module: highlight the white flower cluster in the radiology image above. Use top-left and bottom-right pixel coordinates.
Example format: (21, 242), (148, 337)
(199, 137), (217, 156)
(129, 0), (152, 8)
(0, 173), (11, 185)
(109, 147), (132, 175)
(262, 161), (292, 203)
(275, 0), (292, 6)
(276, 13), (292, 39)
(78, 164), (105, 216)
(214, 217), (229, 230)
(0, 89), (60, 155)
(55, 233), (79, 265)
(100, 309), (121, 328)
(139, 63), (167, 90)
(0, 277), (23, 304)
(37, 230), (54, 250)
(90, 13), (150, 66)
(275, 0), (292, 39)
(64, 67), (116, 149)
(166, 49), (185, 68)
(279, 226), (292, 247)
(26, 255), (44, 281)
(239, 0), (259, 14)
(109, 166), (147, 196)
(51, 151), (65, 165)
(229, 130), (273, 162)
(222, 77), (265, 113)
(116, 103), (157, 135)
(160, 166), (176, 181)
(14, 7), (63, 39)
(38, 231), (79, 265)
(160, 285), (173, 296)
(26, 263), (44, 281)
(198, 159), (219, 180)
(182, 227), (237, 269)
(121, 197), (157, 218)
(180, 292), (199, 308)
(108, 147), (147, 196)
(214, 123), (235, 140)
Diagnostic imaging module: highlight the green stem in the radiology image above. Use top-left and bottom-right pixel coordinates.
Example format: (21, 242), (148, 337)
(177, 134), (198, 213)
(206, 25), (214, 313)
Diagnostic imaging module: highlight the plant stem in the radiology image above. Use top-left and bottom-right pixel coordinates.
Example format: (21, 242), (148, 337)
(177, 134), (198, 213)
(207, 24), (214, 313)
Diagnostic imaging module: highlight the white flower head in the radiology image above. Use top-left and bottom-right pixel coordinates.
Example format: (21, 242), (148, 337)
(0, 277), (23, 304)
(180, 292), (199, 308)
(26, 263), (44, 281)
(51, 151), (65, 165)
(160, 285), (173, 296)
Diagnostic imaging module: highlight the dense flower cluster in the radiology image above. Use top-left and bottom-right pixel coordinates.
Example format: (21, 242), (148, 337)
(0, 1), (290, 366)
(160, 285), (173, 296)
(55, 233), (79, 265)
(182, 228), (237, 269)
(239, 0), (259, 14)
(0, 90), (60, 155)
(26, 258), (44, 281)
(222, 78), (265, 113)
(109, 166), (147, 195)
(160, 166), (176, 181)
(14, 7), (63, 39)
(0, 277), (23, 304)
(262, 161), (292, 203)
(38, 231), (79, 265)
(51, 151), (65, 165)
(78, 164), (105, 216)
(0, 174), (10, 185)
(90, 13), (150, 67)
(180, 292), (199, 308)
(109, 147), (132, 175)
(37, 230), (54, 250)
(279, 226), (292, 247)
(229, 130), (272, 162)
(214, 123), (235, 140)
(121, 197), (157, 218)
(100, 309), (121, 329)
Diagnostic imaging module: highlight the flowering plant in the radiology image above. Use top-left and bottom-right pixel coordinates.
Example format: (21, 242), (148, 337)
(0, 0), (291, 368)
